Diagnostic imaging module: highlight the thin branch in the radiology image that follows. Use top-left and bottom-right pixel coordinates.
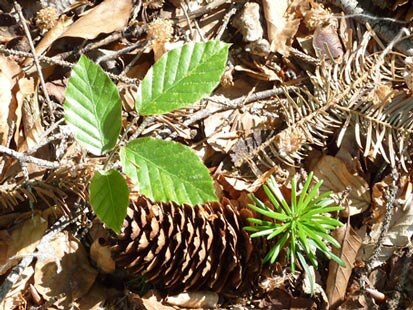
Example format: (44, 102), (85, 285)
(184, 86), (299, 126)
(365, 169), (399, 274)
(57, 32), (123, 61)
(14, 2), (55, 123)
(0, 46), (139, 85)
(290, 47), (320, 66)
(96, 40), (147, 64)
(129, 116), (156, 141)
(0, 145), (60, 169)
(215, 6), (237, 40)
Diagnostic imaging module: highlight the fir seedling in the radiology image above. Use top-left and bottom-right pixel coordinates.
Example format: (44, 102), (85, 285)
(244, 172), (345, 294)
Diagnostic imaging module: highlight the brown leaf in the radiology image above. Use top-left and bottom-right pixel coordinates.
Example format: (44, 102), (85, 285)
(141, 290), (176, 310)
(15, 77), (46, 152)
(232, 2), (264, 42)
(0, 55), (21, 147)
(313, 24), (344, 59)
(34, 231), (97, 307)
(313, 155), (371, 216)
(76, 282), (107, 310)
(59, 0), (132, 40)
(164, 291), (219, 309)
(326, 224), (362, 308)
(262, 0), (300, 55)
(0, 214), (48, 275)
(90, 238), (115, 273)
(24, 15), (73, 68)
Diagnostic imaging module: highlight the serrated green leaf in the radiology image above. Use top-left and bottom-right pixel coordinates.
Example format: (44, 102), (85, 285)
(64, 55), (122, 155)
(136, 40), (230, 115)
(89, 169), (129, 234)
(120, 137), (217, 205)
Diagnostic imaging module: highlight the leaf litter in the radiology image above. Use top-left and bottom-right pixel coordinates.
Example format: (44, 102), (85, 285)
(0, 0), (413, 309)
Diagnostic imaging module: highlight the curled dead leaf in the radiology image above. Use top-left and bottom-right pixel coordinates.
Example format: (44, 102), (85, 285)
(262, 0), (300, 55)
(90, 238), (116, 273)
(164, 291), (219, 309)
(313, 155), (371, 216)
(0, 214), (48, 275)
(0, 55), (21, 147)
(313, 24), (343, 59)
(326, 224), (362, 308)
(232, 2), (264, 42)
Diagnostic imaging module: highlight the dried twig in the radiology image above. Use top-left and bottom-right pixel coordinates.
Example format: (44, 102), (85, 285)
(290, 47), (321, 66)
(184, 86), (298, 126)
(0, 145), (60, 169)
(129, 116), (156, 141)
(365, 169), (398, 274)
(96, 40), (147, 64)
(215, 6), (237, 40)
(14, 2), (55, 123)
(0, 46), (139, 84)
(57, 32), (123, 60)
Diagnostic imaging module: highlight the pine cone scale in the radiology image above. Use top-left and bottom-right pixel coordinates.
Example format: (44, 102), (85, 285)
(111, 197), (260, 293)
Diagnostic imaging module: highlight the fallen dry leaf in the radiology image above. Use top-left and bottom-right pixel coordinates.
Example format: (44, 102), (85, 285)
(0, 55), (21, 147)
(23, 15), (73, 69)
(164, 291), (219, 309)
(313, 155), (371, 216)
(0, 214), (48, 275)
(90, 238), (116, 273)
(359, 177), (413, 268)
(15, 77), (46, 152)
(262, 0), (300, 55)
(76, 282), (107, 310)
(34, 230), (97, 307)
(313, 24), (344, 59)
(59, 0), (132, 40)
(326, 224), (362, 308)
(232, 2), (264, 42)
(141, 290), (176, 310)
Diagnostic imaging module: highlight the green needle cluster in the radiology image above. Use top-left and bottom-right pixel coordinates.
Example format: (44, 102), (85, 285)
(245, 172), (345, 293)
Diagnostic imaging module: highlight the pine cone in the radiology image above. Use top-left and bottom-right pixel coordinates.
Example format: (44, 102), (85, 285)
(111, 196), (261, 293)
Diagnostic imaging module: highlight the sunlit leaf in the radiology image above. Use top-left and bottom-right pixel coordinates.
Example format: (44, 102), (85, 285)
(136, 40), (230, 115)
(64, 55), (121, 155)
(120, 137), (218, 205)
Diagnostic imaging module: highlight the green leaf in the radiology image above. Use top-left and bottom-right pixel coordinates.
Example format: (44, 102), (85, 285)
(89, 169), (130, 234)
(247, 203), (289, 221)
(64, 55), (122, 155)
(267, 223), (291, 240)
(136, 40), (230, 115)
(297, 251), (315, 295)
(120, 137), (218, 205)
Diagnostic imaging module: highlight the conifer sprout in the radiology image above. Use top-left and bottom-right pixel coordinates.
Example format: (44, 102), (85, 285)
(244, 171), (345, 294)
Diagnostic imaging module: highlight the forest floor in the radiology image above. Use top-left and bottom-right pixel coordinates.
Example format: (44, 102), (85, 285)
(0, 0), (413, 309)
